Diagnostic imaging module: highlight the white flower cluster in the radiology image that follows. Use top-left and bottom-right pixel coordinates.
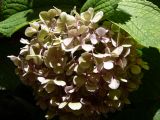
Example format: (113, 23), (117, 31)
(8, 7), (149, 120)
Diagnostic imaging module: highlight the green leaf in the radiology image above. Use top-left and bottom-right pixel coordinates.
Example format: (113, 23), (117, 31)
(154, 109), (160, 120)
(81, 0), (160, 48)
(0, 0), (32, 20)
(0, 9), (33, 37)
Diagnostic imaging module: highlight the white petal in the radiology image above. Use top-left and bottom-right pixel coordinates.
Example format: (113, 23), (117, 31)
(68, 102), (82, 110)
(122, 44), (132, 47)
(20, 38), (29, 44)
(120, 78), (128, 82)
(82, 44), (94, 52)
(24, 65), (29, 72)
(93, 67), (99, 73)
(53, 79), (66, 86)
(91, 11), (103, 23)
(93, 53), (110, 58)
(58, 102), (67, 109)
(111, 39), (117, 47)
(103, 61), (114, 70)
(112, 46), (123, 57)
(7, 55), (19, 66)
(124, 48), (131, 57)
(37, 77), (49, 84)
(20, 46), (28, 55)
(109, 78), (120, 89)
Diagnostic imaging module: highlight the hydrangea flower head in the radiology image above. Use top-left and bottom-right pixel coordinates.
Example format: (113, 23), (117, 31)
(8, 7), (149, 120)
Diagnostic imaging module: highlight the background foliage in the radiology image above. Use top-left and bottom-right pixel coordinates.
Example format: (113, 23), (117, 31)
(0, 0), (160, 120)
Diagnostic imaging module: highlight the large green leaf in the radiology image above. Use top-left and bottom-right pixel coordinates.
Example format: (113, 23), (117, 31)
(81, 0), (160, 48)
(0, 10), (33, 37)
(0, 0), (32, 20)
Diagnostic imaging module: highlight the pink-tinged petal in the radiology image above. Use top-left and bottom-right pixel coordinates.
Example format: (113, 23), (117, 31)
(101, 37), (110, 43)
(112, 46), (123, 57)
(90, 34), (98, 44)
(96, 63), (103, 72)
(91, 11), (103, 23)
(82, 44), (94, 52)
(64, 85), (75, 93)
(63, 37), (73, 46)
(103, 61), (114, 70)
(96, 27), (108, 36)
(117, 58), (127, 69)
(108, 78), (120, 89)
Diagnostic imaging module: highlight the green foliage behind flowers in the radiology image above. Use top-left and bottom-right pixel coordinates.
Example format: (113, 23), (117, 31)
(8, 7), (149, 120)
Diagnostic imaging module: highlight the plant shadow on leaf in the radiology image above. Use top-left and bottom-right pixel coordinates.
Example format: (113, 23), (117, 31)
(108, 10), (131, 24)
